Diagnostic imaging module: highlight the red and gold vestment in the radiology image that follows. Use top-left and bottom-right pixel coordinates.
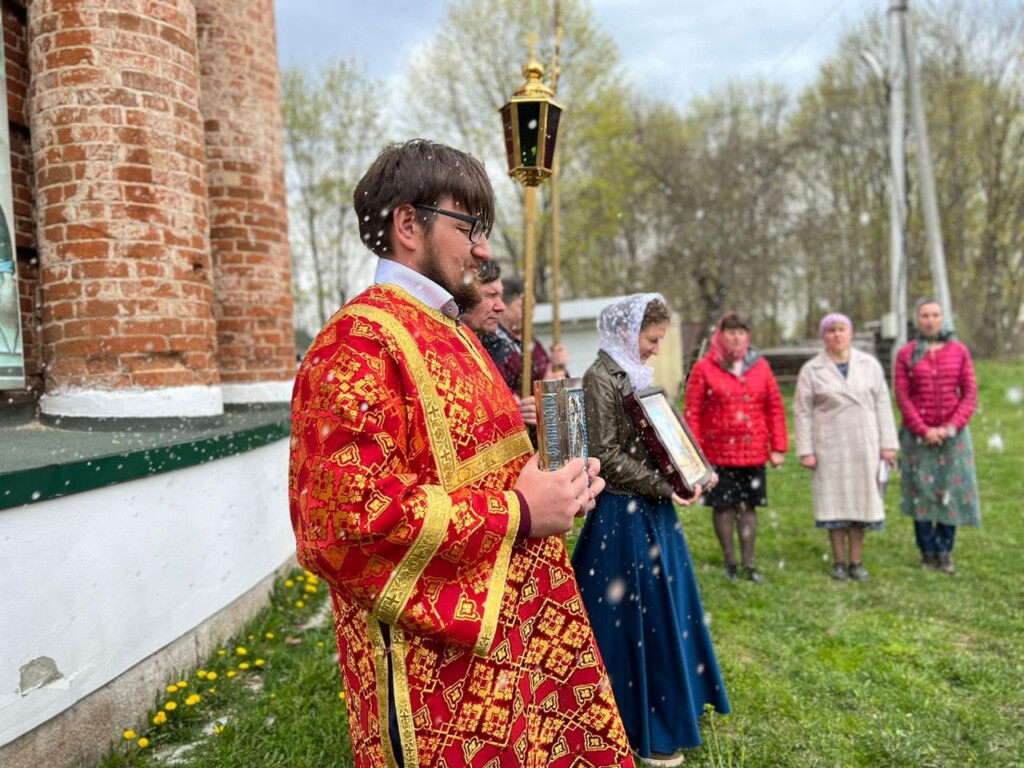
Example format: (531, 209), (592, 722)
(289, 285), (634, 768)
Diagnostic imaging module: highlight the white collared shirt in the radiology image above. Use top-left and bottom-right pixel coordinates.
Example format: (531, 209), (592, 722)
(374, 259), (460, 319)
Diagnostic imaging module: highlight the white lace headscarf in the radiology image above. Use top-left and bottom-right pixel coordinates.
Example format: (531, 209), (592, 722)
(597, 293), (666, 391)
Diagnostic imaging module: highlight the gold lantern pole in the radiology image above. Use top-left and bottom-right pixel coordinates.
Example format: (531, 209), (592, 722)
(499, 42), (564, 400)
(522, 185), (539, 400)
(549, 1), (563, 352)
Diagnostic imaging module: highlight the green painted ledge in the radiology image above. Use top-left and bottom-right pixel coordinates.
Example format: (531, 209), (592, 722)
(0, 409), (290, 511)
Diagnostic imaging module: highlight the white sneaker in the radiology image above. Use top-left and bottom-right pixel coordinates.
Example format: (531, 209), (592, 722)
(633, 749), (685, 767)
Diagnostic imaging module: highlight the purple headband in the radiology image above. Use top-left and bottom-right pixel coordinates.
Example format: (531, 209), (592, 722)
(819, 313), (853, 338)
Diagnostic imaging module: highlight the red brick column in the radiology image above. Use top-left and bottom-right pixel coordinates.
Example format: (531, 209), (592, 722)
(28, 0), (222, 420)
(196, 0), (295, 407)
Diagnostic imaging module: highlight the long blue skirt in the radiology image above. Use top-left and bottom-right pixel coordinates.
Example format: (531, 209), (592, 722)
(571, 492), (730, 755)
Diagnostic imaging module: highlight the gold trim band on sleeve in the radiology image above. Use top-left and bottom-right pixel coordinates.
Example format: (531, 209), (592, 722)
(474, 490), (521, 656)
(374, 485), (452, 625)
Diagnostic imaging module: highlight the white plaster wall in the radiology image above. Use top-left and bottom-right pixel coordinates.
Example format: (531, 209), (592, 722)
(0, 438), (295, 745)
(534, 314), (685, 396)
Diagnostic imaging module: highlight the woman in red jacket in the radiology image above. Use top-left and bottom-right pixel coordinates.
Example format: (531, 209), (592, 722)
(894, 297), (980, 574)
(684, 312), (788, 583)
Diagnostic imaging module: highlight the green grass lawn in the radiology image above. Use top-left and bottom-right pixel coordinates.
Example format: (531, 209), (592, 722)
(101, 360), (1024, 768)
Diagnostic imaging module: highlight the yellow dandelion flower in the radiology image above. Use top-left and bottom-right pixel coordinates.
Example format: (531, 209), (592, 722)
(206, 671), (218, 681)
(248, 634), (254, 641)
(236, 646), (248, 656)
(304, 584), (318, 594)
(338, 691), (346, 701)
(295, 600), (305, 608)
(152, 711), (167, 725)
(166, 685), (178, 694)
(296, 575), (306, 582)
(265, 632), (275, 640)
(185, 694), (201, 706)
(304, 569), (315, 578)
(317, 641), (325, 648)
(208, 687), (217, 694)
(218, 649), (226, 656)
(138, 738), (149, 748)
(123, 730), (137, 740)
(177, 680), (188, 688)
(165, 701), (177, 711)
(254, 659), (265, 667)
(269, 693), (276, 699)
(197, 670), (208, 679)
(239, 662), (250, 671)
(284, 580), (294, 588)
(227, 670), (237, 678)
(213, 724), (225, 735)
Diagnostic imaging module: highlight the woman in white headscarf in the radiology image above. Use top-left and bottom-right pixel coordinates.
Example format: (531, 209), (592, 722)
(571, 294), (730, 768)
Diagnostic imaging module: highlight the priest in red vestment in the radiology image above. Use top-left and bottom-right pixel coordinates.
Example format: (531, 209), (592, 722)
(289, 140), (635, 768)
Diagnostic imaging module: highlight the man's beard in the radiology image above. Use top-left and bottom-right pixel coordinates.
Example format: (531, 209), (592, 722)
(422, 240), (481, 312)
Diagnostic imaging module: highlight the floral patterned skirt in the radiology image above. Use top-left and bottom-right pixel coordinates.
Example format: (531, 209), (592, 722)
(899, 426), (981, 526)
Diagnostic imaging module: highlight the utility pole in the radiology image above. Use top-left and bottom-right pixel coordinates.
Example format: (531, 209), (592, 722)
(549, 0), (563, 349)
(867, 0), (954, 374)
(904, 5), (955, 331)
(887, 0), (909, 352)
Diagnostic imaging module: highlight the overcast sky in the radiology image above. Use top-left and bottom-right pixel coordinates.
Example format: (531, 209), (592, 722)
(273, 0), (880, 108)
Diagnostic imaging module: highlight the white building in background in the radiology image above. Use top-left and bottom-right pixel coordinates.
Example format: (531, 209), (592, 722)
(533, 297), (685, 397)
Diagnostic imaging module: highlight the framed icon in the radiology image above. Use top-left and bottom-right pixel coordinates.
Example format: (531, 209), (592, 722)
(623, 386), (713, 498)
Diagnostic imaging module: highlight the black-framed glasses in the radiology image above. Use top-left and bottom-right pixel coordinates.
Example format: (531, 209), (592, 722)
(414, 204), (486, 243)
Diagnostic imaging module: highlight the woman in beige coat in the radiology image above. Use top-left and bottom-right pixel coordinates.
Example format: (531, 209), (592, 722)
(795, 313), (898, 581)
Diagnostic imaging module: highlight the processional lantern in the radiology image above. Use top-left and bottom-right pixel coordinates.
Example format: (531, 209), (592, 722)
(500, 55), (563, 188)
(499, 51), (564, 400)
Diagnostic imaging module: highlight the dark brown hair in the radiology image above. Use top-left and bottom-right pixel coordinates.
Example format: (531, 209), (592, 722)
(642, 298), (671, 329)
(502, 275), (524, 303)
(353, 139), (496, 257)
(477, 258), (501, 285)
(718, 311), (751, 332)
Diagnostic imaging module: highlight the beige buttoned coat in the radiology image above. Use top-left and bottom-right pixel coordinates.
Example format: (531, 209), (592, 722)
(794, 348), (899, 523)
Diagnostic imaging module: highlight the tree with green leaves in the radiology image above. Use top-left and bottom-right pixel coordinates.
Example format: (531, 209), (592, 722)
(400, 0), (630, 301)
(281, 60), (385, 334)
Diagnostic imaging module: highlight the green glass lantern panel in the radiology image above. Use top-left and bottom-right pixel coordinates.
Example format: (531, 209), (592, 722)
(516, 102), (541, 168)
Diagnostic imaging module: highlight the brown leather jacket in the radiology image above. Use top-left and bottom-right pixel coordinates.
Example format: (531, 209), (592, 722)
(583, 351), (675, 499)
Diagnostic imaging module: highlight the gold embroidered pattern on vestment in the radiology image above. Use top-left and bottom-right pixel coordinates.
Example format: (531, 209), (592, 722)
(391, 626), (419, 768)
(475, 491), (520, 655)
(374, 485), (451, 625)
(345, 301), (530, 492)
(368, 618), (401, 768)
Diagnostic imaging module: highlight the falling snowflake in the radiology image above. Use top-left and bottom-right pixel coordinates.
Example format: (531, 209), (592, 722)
(606, 578), (627, 605)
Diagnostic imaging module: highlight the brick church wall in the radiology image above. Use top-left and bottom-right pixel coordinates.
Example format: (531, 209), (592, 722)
(0, 0), (295, 415)
(29, 0), (217, 395)
(197, 0), (294, 394)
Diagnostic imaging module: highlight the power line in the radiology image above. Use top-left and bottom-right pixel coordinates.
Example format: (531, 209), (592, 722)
(766, 0), (854, 80)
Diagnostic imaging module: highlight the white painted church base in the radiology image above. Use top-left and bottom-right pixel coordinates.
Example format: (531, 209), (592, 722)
(220, 380), (293, 405)
(40, 386), (224, 419)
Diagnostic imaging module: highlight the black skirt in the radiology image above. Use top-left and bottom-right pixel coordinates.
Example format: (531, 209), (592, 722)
(703, 465), (768, 509)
